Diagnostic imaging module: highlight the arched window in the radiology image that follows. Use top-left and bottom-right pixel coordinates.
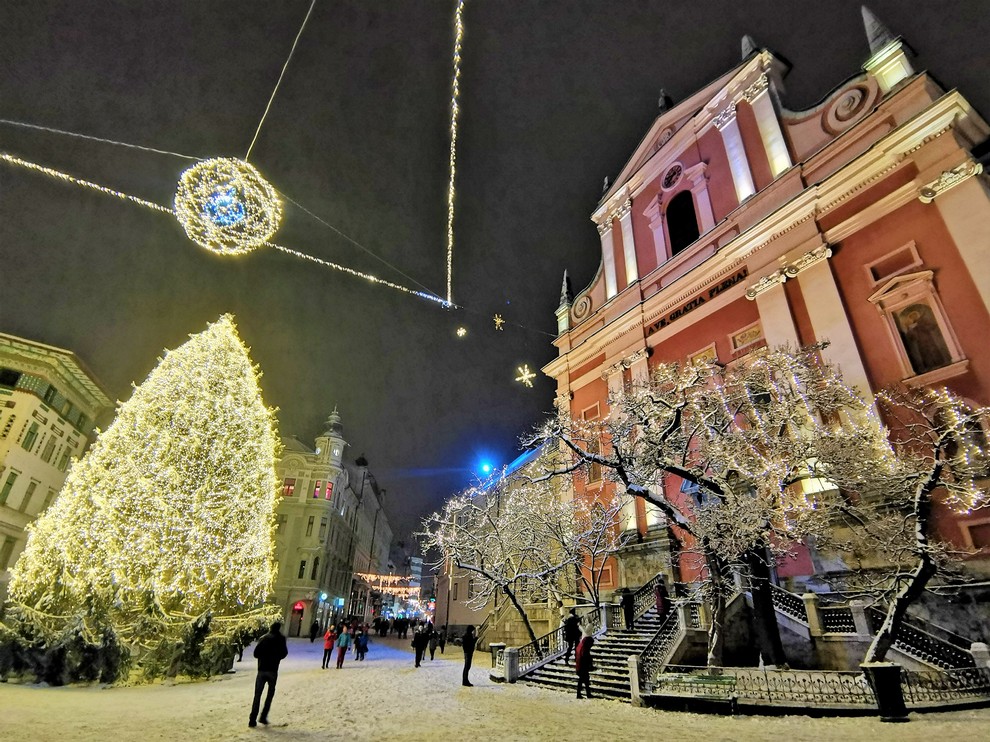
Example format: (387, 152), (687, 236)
(666, 190), (700, 256)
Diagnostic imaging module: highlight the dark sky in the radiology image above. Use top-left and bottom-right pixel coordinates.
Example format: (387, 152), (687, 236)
(2, 1), (988, 543)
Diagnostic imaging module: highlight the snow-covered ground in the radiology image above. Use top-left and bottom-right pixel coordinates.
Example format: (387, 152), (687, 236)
(1, 635), (988, 741)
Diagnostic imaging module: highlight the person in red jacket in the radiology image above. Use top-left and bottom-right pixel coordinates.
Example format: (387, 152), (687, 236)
(321, 625), (338, 669)
(574, 629), (595, 699)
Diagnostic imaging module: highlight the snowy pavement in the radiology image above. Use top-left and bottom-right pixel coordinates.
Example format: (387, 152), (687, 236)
(1, 635), (989, 741)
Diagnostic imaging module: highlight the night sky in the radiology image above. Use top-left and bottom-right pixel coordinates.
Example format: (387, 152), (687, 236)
(2, 1), (988, 542)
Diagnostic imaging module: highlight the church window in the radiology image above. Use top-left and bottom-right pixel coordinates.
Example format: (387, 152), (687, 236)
(666, 190), (700, 256)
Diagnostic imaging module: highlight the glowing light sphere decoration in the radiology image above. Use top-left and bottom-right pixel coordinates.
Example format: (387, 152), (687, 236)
(174, 157), (282, 256)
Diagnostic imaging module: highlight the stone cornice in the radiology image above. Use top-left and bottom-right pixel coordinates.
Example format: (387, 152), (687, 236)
(918, 159), (984, 203)
(745, 245), (832, 300)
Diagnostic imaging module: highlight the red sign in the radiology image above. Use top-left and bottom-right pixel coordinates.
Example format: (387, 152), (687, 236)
(293, 601), (305, 611)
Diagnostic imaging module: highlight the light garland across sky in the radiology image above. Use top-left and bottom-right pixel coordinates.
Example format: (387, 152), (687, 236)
(444, 0), (466, 306)
(0, 152), (448, 306)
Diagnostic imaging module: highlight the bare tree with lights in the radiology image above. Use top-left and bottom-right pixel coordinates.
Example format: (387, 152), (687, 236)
(421, 462), (628, 648)
(2, 316), (281, 684)
(825, 386), (989, 664)
(529, 345), (880, 667)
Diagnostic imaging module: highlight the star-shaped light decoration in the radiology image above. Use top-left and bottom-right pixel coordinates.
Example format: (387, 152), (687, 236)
(493, 314), (505, 331)
(516, 365), (536, 388)
(456, 327), (467, 338)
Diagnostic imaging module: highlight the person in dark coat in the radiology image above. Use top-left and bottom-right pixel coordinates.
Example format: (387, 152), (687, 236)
(309, 620), (320, 643)
(355, 629), (369, 661)
(575, 629), (595, 699)
(620, 588), (635, 631)
(412, 624), (431, 667)
(438, 624), (447, 654)
(461, 625), (477, 687)
(562, 608), (581, 664)
(654, 579), (670, 620)
(249, 622), (288, 727)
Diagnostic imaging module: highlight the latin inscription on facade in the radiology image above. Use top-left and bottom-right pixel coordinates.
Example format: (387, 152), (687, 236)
(646, 267), (749, 337)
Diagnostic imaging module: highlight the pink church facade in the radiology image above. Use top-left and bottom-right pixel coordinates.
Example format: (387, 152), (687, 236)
(544, 13), (990, 589)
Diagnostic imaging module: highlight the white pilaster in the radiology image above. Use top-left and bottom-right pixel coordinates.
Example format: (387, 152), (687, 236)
(604, 363), (636, 532)
(744, 76), (791, 178)
(754, 282), (800, 348)
(796, 255), (873, 396)
(598, 222), (618, 299)
(714, 105), (756, 204)
(616, 200), (639, 285)
(926, 172), (990, 317)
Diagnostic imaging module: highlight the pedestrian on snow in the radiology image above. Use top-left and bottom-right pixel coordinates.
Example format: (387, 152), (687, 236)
(309, 620), (320, 643)
(574, 628), (595, 699)
(412, 624), (430, 667)
(249, 622), (288, 727)
(438, 625), (447, 654)
(322, 625), (338, 669)
(461, 625), (477, 687)
(429, 626), (439, 660)
(620, 588), (635, 631)
(654, 579), (670, 620)
(562, 608), (581, 664)
(335, 625), (352, 669)
(355, 629), (369, 661)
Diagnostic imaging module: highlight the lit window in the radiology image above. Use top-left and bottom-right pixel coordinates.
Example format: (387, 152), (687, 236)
(325, 481), (334, 500)
(313, 480), (322, 499)
(282, 478), (296, 497)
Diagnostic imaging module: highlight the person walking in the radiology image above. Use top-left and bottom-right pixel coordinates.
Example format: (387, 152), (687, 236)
(654, 579), (670, 621)
(438, 624), (447, 655)
(428, 625), (439, 660)
(321, 625), (338, 669)
(248, 622), (288, 727)
(335, 625), (352, 669)
(562, 608), (581, 664)
(309, 620), (320, 643)
(574, 628), (595, 699)
(412, 624), (430, 667)
(620, 588), (635, 631)
(354, 629), (369, 661)
(461, 625), (477, 687)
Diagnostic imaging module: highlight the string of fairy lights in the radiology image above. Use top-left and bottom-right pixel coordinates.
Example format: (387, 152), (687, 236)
(0, 0), (550, 386)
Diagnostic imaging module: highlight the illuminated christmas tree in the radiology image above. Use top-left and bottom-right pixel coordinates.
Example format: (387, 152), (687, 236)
(4, 315), (281, 683)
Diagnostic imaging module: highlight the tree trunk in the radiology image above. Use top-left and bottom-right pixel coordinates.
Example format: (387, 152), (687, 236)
(502, 585), (541, 650)
(866, 470), (940, 663)
(704, 548), (726, 668)
(744, 547), (787, 667)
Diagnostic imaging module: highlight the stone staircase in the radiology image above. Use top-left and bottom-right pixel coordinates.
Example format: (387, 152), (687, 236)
(522, 608), (668, 701)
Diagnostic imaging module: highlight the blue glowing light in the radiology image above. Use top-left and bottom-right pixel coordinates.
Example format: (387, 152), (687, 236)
(480, 462), (492, 474)
(203, 187), (246, 226)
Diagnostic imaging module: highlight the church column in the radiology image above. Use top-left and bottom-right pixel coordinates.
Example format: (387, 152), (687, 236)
(747, 276), (801, 348)
(714, 104), (756, 204)
(616, 200), (639, 285)
(598, 221), (619, 299)
(604, 362), (637, 534)
(922, 162), (990, 316)
(743, 74), (791, 178)
(793, 246), (873, 396)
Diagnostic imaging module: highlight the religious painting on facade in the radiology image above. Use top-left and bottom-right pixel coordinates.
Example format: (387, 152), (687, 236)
(894, 302), (951, 374)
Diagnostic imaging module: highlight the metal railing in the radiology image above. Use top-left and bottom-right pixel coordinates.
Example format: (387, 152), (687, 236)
(637, 611), (682, 692)
(866, 607), (976, 669)
(821, 605), (857, 634)
(511, 604), (602, 677)
(770, 584), (808, 623)
(902, 667), (990, 704)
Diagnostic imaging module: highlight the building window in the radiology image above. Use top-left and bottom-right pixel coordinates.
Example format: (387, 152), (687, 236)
(324, 481), (334, 500)
(43, 488), (56, 512)
(961, 519), (990, 551)
(311, 557), (320, 581)
(468, 578), (476, 600)
(868, 271), (965, 383)
(0, 536), (16, 571)
(581, 404), (602, 484)
(19, 480), (38, 513)
(276, 513), (288, 533)
(0, 369), (21, 388)
(306, 515), (315, 537)
(57, 447), (71, 472)
(41, 436), (57, 464)
(313, 480), (322, 499)
(298, 560), (307, 579)
(0, 470), (18, 505)
(319, 517), (328, 541)
(452, 582), (459, 601)
(21, 422), (39, 452)
(282, 478), (296, 497)
(666, 190), (700, 256)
